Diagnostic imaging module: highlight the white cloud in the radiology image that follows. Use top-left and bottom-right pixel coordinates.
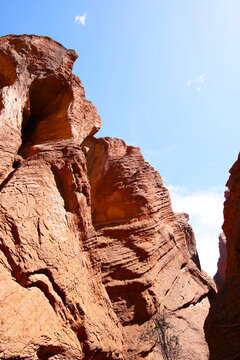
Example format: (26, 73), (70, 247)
(167, 185), (224, 277)
(166, 144), (178, 153)
(186, 73), (206, 92)
(198, 73), (205, 83)
(74, 13), (87, 25)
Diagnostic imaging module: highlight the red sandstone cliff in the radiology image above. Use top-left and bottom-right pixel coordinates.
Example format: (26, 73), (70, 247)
(0, 35), (215, 359)
(205, 154), (240, 360)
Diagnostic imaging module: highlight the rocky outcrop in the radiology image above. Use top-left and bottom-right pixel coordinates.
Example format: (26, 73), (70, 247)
(0, 34), (215, 359)
(175, 212), (201, 269)
(0, 34), (100, 183)
(205, 154), (240, 360)
(213, 232), (227, 289)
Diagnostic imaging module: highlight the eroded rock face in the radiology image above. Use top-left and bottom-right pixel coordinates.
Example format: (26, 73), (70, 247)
(213, 232), (227, 289)
(0, 34), (100, 182)
(205, 154), (240, 360)
(0, 35), (215, 359)
(175, 212), (201, 269)
(83, 136), (215, 359)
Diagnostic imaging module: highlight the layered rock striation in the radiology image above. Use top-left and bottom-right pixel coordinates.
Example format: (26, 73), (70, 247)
(205, 154), (240, 360)
(0, 35), (215, 359)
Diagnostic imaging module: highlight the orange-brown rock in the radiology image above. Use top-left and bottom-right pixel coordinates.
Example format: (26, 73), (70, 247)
(175, 212), (201, 269)
(0, 35), (120, 360)
(213, 232), (227, 289)
(205, 153), (240, 360)
(0, 34), (215, 359)
(0, 34), (100, 183)
(84, 136), (215, 359)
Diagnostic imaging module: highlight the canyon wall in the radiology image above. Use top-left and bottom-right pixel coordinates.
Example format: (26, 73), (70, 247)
(0, 35), (215, 359)
(205, 154), (240, 360)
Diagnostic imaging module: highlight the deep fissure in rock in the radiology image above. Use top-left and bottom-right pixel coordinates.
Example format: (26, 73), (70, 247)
(19, 76), (73, 152)
(37, 345), (63, 360)
(0, 50), (16, 89)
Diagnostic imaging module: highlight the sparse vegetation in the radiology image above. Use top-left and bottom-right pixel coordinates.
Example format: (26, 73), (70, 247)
(142, 308), (181, 360)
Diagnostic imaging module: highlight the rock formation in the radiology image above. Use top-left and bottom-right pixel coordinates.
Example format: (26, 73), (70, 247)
(213, 232), (227, 289)
(205, 154), (240, 360)
(175, 212), (201, 270)
(0, 34), (215, 359)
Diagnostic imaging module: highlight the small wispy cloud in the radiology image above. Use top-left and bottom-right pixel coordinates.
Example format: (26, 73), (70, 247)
(143, 144), (178, 163)
(166, 144), (178, 153)
(74, 13), (87, 26)
(186, 73), (206, 92)
(198, 74), (205, 83)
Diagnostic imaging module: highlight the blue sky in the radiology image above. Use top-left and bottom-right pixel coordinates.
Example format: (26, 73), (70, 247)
(1, 0), (239, 275)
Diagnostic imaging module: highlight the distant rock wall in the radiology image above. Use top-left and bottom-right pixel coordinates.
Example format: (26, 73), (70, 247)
(0, 35), (215, 359)
(213, 232), (227, 289)
(175, 212), (201, 270)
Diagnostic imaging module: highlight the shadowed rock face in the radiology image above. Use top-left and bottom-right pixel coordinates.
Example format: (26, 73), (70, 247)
(205, 154), (240, 360)
(0, 35), (215, 359)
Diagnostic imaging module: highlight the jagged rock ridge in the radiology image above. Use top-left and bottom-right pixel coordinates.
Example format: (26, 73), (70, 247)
(0, 35), (215, 359)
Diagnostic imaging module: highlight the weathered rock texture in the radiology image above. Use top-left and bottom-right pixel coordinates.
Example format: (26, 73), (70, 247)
(0, 35), (215, 359)
(175, 212), (201, 270)
(0, 34), (100, 183)
(205, 154), (240, 360)
(213, 232), (227, 289)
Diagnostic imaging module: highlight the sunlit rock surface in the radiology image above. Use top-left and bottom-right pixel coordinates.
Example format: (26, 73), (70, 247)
(175, 212), (201, 270)
(0, 34), (215, 359)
